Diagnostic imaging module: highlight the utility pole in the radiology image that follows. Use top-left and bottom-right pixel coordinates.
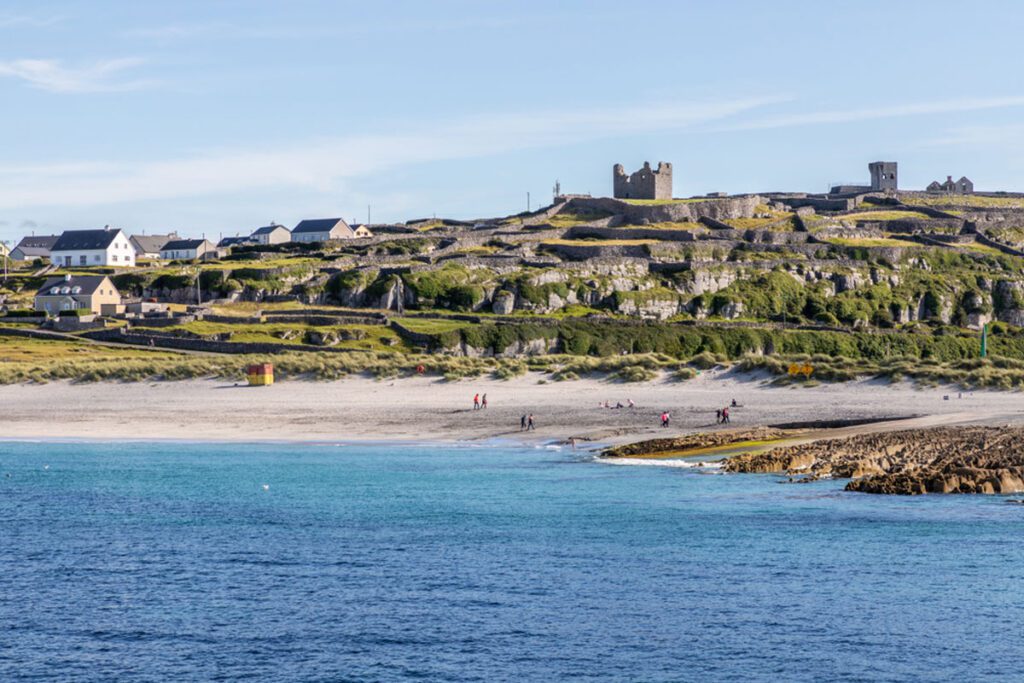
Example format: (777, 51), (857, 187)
(367, 205), (371, 225)
(1, 240), (7, 283)
(527, 192), (531, 212)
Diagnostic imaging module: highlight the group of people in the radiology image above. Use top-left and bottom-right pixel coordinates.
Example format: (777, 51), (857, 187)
(715, 399), (738, 424)
(520, 414), (536, 431)
(599, 399), (635, 410)
(472, 393), (488, 410)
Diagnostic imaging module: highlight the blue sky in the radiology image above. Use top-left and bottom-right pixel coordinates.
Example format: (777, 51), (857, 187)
(2, 0), (1024, 242)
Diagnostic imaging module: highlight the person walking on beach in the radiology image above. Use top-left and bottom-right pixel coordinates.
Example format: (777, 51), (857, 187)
(716, 409), (722, 424)
(481, 394), (488, 409)
(473, 393), (480, 410)
(520, 414), (527, 431)
(527, 414), (535, 431)
(722, 406), (730, 424)
(660, 412), (670, 428)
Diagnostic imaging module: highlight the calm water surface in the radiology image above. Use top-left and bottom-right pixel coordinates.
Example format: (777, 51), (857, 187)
(0, 440), (1021, 682)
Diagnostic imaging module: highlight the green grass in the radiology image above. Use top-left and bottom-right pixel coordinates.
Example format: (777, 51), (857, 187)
(900, 194), (1024, 209)
(541, 238), (657, 246)
(826, 237), (921, 248)
(839, 210), (934, 222)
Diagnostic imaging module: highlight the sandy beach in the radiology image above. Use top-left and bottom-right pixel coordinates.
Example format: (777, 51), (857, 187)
(2, 368), (1024, 446)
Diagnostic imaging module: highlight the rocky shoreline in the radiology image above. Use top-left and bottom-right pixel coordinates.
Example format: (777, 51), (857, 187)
(723, 426), (1024, 495)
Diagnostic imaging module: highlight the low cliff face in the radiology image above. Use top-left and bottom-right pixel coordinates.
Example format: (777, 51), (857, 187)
(724, 427), (1024, 495)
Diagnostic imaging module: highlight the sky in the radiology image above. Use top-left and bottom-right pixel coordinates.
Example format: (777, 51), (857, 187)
(2, 0), (1024, 242)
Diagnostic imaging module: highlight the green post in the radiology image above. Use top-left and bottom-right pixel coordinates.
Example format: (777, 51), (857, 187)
(981, 323), (988, 359)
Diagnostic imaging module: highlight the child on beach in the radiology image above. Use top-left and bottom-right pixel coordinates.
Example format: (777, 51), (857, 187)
(482, 394), (488, 409)
(473, 394), (480, 410)
(660, 412), (670, 428)
(722, 407), (730, 424)
(527, 414), (535, 431)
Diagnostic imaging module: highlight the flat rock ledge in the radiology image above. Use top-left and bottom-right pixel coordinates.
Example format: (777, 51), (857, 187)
(723, 426), (1024, 495)
(602, 428), (787, 458)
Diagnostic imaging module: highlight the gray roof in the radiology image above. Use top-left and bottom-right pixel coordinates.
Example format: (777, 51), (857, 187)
(52, 229), (122, 252)
(162, 239), (212, 251)
(292, 218), (351, 235)
(218, 236), (253, 248)
(15, 235), (59, 250)
(130, 233), (176, 254)
(35, 275), (113, 298)
(252, 224), (289, 236)
(12, 246), (52, 258)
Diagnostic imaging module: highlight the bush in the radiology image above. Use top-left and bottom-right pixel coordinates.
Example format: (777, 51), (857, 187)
(57, 308), (91, 317)
(2, 309), (41, 317)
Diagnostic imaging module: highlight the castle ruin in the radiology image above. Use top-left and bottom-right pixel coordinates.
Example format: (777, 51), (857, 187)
(613, 161), (673, 200)
(869, 161), (898, 192)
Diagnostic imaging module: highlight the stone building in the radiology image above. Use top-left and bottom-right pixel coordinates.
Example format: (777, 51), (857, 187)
(613, 161), (673, 200)
(926, 175), (974, 194)
(868, 161), (898, 191)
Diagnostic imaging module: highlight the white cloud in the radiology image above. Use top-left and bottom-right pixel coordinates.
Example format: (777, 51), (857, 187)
(0, 14), (63, 28)
(712, 96), (1024, 131)
(0, 57), (151, 93)
(923, 122), (1024, 148)
(0, 97), (778, 210)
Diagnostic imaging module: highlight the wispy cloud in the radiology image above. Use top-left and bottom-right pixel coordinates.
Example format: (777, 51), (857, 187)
(0, 57), (151, 93)
(0, 13), (63, 29)
(923, 122), (1024, 148)
(712, 96), (1024, 132)
(0, 97), (777, 209)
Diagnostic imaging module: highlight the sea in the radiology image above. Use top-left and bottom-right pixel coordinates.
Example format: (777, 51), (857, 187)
(1, 439), (1022, 682)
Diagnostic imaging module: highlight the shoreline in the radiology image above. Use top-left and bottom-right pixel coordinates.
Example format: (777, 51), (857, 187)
(2, 370), (1024, 448)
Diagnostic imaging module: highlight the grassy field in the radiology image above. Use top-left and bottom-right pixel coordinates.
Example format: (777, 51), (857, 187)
(0, 335), (180, 363)
(839, 210), (934, 222)
(826, 236), (922, 248)
(132, 319), (409, 352)
(541, 238), (658, 246)
(900, 194), (1024, 209)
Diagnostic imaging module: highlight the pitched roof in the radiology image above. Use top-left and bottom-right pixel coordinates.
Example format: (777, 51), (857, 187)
(35, 275), (113, 298)
(218, 236), (253, 247)
(12, 246), (52, 258)
(130, 234), (176, 254)
(15, 235), (59, 250)
(252, 224), (289, 236)
(52, 228), (122, 252)
(292, 218), (351, 235)
(162, 238), (212, 251)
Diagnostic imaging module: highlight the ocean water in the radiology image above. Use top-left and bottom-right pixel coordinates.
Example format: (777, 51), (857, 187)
(1, 440), (1022, 682)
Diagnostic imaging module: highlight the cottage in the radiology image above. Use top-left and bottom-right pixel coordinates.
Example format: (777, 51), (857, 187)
(130, 233), (178, 259)
(10, 235), (59, 262)
(160, 238), (217, 261)
(291, 218), (370, 243)
(51, 228), (135, 268)
(218, 235), (254, 249)
(250, 223), (291, 245)
(34, 274), (121, 315)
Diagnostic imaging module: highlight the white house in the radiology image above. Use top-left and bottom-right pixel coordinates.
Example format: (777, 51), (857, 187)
(160, 238), (217, 261)
(51, 228), (135, 268)
(11, 235), (60, 262)
(130, 233), (178, 259)
(291, 218), (371, 243)
(250, 223), (291, 245)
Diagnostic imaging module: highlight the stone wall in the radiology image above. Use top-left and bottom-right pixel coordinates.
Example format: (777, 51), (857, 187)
(567, 195), (760, 223)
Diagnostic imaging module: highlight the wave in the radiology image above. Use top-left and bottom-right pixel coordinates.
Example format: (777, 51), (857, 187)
(595, 457), (723, 469)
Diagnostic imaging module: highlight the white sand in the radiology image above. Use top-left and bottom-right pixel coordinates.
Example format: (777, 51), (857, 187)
(2, 368), (1022, 446)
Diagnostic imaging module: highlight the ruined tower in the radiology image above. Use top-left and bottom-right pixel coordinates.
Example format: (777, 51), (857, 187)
(868, 161), (898, 192)
(613, 161), (673, 200)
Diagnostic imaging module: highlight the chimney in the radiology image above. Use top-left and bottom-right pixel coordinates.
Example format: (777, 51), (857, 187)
(947, 176), (953, 182)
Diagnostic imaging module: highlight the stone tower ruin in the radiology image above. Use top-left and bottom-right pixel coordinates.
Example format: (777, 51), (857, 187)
(613, 161), (673, 200)
(869, 161), (898, 191)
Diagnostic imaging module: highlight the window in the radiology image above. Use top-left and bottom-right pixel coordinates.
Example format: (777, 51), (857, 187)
(112, 255), (118, 262)
(94, 255), (100, 262)
(79, 256), (87, 265)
